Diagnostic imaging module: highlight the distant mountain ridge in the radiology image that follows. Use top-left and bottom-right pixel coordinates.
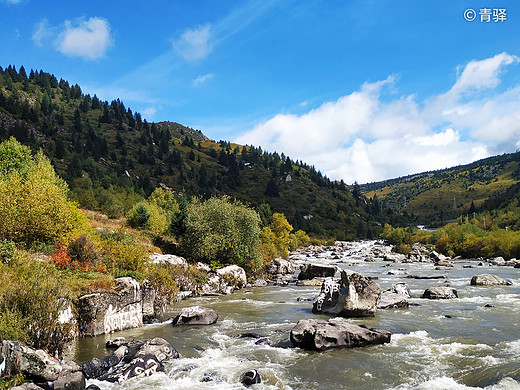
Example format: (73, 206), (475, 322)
(361, 151), (520, 226)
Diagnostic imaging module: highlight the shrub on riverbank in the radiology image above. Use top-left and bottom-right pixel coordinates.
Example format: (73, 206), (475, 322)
(0, 250), (74, 355)
(0, 138), (85, 246)
(177, 196), (263, 271)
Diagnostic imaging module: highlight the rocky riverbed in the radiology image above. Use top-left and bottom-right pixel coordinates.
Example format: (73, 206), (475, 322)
(3, 240), (520, 389)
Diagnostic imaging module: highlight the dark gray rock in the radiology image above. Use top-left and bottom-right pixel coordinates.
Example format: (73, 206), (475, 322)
(82, 345), (128, 379)
(53, 371), (85, 390)
(377, 291), (408, 309)
(241, 370), (261, 386)
(124, 337), (179, 363)
(1, 341), (65, 381)
(430, 251), (451, 264)
(106, 337), (126, 348)
(421, 286), (458, 299)
(290, 318), (391, 351)
(82, 338), (178, 384)
(171, 306), (218, 326)
(298, 263), (336, 280)
(101, 354), (164, 383)
(0, 341), (84, 390)
(470, 274), (512, 286)
(312, 271), (381, 317)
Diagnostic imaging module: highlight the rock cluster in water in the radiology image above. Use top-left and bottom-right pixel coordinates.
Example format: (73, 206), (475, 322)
(82, 337), (178, 383)
(1, 340), (85, 390)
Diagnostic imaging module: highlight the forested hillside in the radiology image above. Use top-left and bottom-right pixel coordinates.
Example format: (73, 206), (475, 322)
(0, 65), (402, 240)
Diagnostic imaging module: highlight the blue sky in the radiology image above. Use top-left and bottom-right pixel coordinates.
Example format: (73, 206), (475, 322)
(1, 0), (520, 183)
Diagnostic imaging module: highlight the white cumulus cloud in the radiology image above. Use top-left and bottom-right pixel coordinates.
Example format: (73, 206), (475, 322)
(236, 53), (520, 184)
(450, 52), (518, 95)
(172, 24), (212, 61)
(55, 17), (113, 60)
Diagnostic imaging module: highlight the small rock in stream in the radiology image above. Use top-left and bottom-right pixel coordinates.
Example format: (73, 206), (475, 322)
(241, 370), (261, 386)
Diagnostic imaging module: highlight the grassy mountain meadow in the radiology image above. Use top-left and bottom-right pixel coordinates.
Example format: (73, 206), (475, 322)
(0, 65), (402, 241)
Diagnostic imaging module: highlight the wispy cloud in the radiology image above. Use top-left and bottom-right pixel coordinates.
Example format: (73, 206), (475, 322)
(142, 107), (158, 120)
(113, 1), (282, 90)
(32, 18), (55, 46)
(192, 73), (214, 87)
(236, 53), (520, 184)
(56, 17), (113, 60)
(172, 24), (212, 62)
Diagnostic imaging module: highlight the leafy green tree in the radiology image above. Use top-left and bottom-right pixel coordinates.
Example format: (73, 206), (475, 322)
(179, 196), (262, 270)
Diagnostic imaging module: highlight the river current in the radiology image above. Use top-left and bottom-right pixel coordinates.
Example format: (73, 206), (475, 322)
(70, 241), (520, 390)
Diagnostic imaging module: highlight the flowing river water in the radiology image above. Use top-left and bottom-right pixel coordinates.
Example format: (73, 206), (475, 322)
(69, 241), (520, 390)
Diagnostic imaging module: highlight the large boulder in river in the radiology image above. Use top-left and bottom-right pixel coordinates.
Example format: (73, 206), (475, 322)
(312, 271), (381, 317)
(216, 265), (247, 288)
(421, 286), (458, 299)
(435, 258), (454, 267)
(82, 337), (178, 384)
(377, 291), (408, 309)
(267, 257), (295, 275)
(489, 256), (506, 266)
(383, 252), (407, 262)
(470, 274), (512, 286)
(199, 272), (234, 295)
(393, 282), (411, 298)
(298, 263), (336, 280)
(77, 277), (145, 336)
(171, 306), (218, 326)
(290, 318), (391, 351)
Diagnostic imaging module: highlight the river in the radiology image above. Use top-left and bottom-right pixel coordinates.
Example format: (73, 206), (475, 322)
(69, 241), (520, 390)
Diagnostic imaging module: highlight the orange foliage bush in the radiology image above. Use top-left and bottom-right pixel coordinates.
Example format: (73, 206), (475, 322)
(50, 244), (106, 272)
